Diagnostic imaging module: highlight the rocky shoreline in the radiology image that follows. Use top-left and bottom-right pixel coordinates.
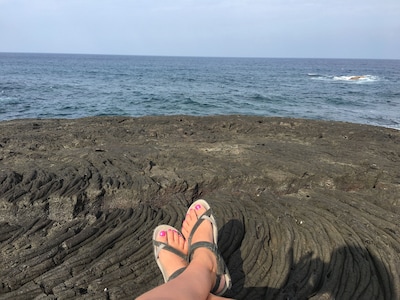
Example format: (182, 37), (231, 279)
(0, 116), (399, 299)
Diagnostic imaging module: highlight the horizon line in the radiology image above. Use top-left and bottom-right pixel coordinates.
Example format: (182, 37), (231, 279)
(1, 51), (399, 61)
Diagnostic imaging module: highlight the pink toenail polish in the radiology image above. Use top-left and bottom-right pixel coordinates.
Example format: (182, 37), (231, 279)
(195, 204), (202, 210)
(159, 231), (166, 237)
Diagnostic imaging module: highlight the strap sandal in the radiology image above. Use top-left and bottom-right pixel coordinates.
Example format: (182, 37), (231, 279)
(185, 199), (232, 296)
(153, 225), (187, 282)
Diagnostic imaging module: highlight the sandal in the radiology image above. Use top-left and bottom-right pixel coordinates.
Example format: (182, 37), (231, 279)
(153, 225), (187, 282)
(185, 199), (232, 296)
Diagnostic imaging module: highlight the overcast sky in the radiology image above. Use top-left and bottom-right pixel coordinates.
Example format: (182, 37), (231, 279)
(1, 0), (399, 59)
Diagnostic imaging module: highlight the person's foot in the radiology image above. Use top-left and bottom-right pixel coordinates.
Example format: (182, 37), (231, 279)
(182, 203), (223, 291)
(182, 204), (215, 251)
(155, 228), (188, 281)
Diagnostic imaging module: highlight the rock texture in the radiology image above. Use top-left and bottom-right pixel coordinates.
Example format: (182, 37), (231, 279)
(0, 115), (399, 299)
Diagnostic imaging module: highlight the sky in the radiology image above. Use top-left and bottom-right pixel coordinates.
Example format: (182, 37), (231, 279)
(0, 0), (399, 59)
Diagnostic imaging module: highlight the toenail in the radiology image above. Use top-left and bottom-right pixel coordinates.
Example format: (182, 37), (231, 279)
(159, 231), (166, 237)
(195, 204), (202, 210)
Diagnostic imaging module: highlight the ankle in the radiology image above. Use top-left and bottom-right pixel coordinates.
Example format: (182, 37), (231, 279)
(189, 256), (217, 292)
(191, 247), (216, 274)
(191, 249), (228, 295)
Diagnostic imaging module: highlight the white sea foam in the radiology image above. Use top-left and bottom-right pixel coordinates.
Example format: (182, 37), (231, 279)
(309, 74), (379, 83)
(332, 75), (378, 82)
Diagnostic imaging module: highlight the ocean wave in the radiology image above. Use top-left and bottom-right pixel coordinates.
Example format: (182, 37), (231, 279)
(332, 75), (378, 82)
(308, 74), (379, 83)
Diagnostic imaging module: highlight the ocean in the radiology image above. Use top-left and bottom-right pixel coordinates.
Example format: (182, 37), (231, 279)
(1, 53), (399, 129)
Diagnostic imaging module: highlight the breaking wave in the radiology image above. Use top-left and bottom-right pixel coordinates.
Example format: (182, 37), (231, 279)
(308, 74), (379, 83)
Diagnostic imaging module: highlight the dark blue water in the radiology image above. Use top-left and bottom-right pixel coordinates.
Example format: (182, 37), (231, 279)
(1, 53), (399, 129)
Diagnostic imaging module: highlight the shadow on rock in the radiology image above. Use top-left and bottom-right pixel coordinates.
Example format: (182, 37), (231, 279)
(219, 220), (396, 300)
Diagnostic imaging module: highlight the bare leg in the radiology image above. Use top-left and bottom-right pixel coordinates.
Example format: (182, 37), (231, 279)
(136, 206), (232, 300)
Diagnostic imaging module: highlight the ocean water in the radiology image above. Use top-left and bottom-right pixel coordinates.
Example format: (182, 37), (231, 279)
(1, 53), (399, 129)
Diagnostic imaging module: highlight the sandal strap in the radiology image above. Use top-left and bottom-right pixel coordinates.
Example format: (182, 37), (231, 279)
(168, 267), (186, 281)
(154, 240), (187, 261)
(189, 241), (227, 275)
(211, 275), (222, 294)
(187, 209), (216, 248)
(188, 241), (218, 260)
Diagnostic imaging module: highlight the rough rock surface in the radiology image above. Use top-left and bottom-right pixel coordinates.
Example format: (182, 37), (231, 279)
(0, 115), (399, 299)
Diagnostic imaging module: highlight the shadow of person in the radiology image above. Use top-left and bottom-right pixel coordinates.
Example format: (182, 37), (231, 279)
(218, 220), (396, 300)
